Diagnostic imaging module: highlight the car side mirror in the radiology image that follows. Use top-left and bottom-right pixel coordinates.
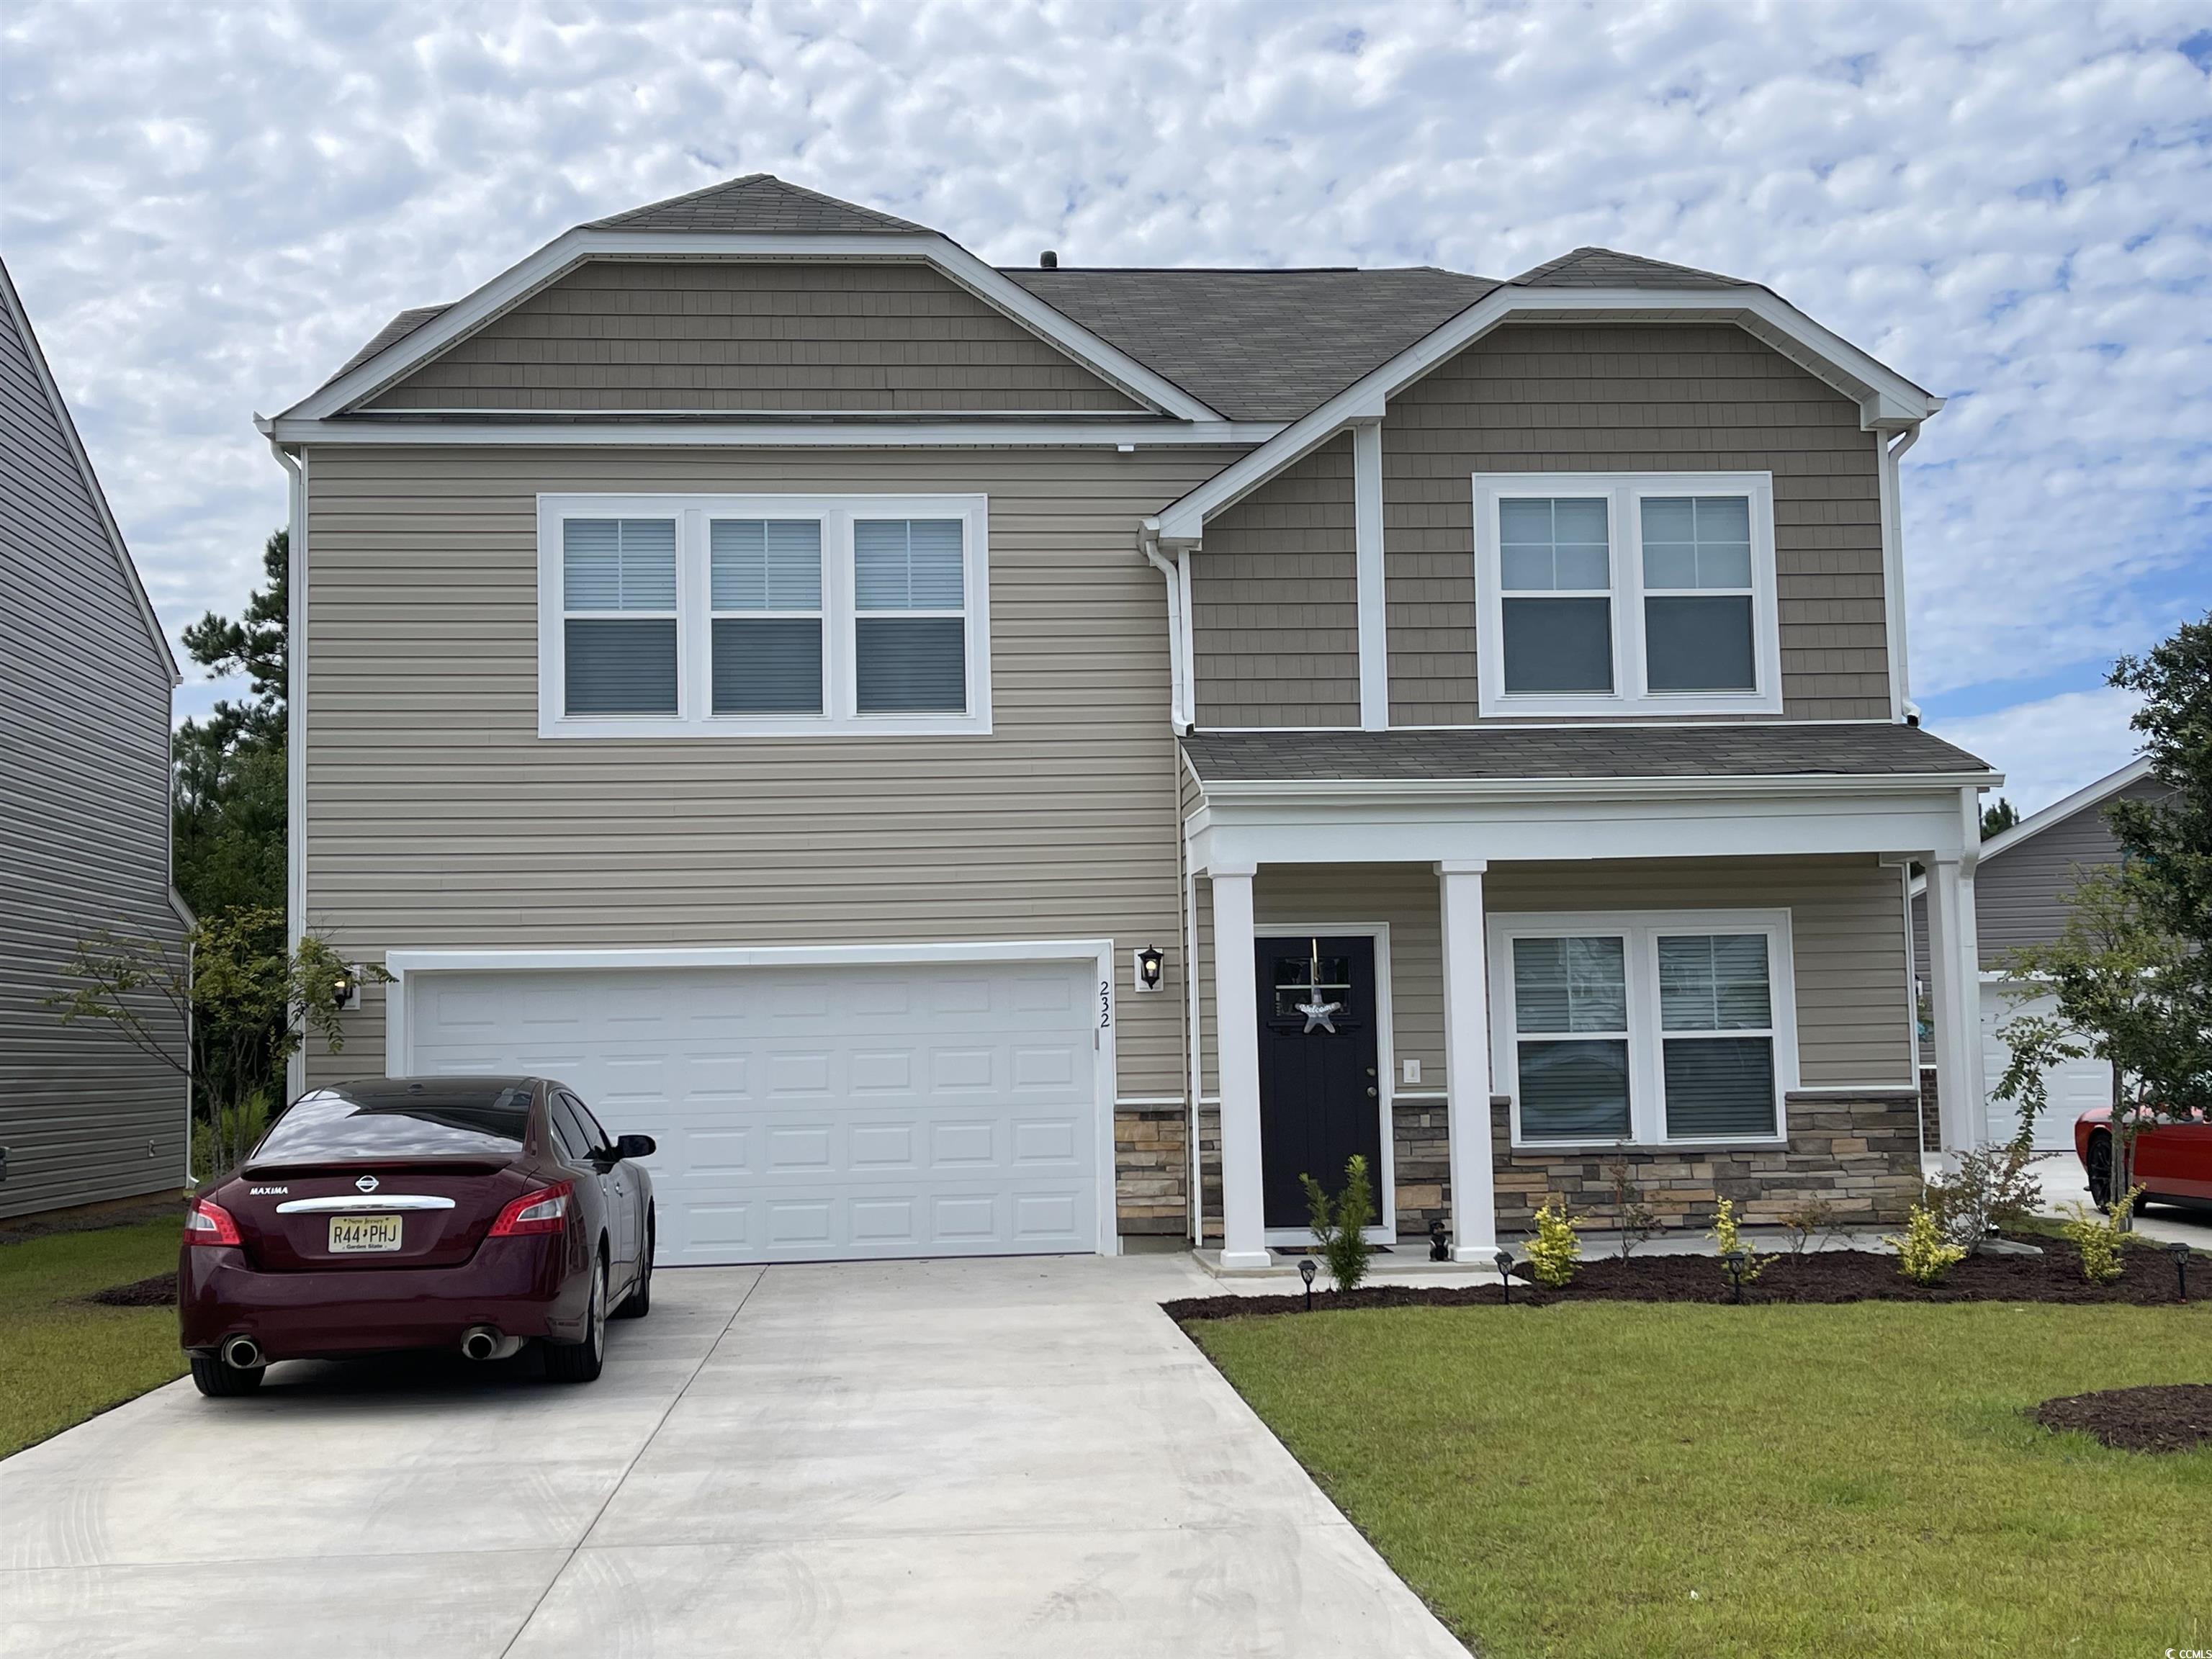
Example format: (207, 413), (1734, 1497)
(615, 1134), (657, 1161)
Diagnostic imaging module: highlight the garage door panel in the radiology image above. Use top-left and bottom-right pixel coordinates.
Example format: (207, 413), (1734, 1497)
(1979, 982), (2111, 1151)
(404, 958), (1100, 1265)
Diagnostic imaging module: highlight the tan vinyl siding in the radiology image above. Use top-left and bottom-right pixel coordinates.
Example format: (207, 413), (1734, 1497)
(1, 284), (187, 1218)
(300, 444), (1246, 1099)
(1190, 433), (1359, 727)
(364, 261), (1144, 413)
(1382, 322), (1892, 724)
(1190, 854), (1912, 1100)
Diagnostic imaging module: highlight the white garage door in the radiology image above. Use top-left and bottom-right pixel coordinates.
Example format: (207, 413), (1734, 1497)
(400, 956), (1102, 1266)
(1979, 981), (2110, 1151)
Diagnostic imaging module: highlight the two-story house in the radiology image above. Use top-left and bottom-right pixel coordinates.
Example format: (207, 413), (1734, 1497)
(262, 174), (1997, 1270)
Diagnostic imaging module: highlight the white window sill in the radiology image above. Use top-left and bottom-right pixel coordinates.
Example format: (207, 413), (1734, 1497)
(1508, 1138), (1790, 1154)
(538, 712), (992, 740)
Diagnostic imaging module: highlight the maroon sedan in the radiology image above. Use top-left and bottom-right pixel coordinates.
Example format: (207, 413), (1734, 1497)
(2076, 1105), (2212, 1213)
(181, 1076), (655, 1397)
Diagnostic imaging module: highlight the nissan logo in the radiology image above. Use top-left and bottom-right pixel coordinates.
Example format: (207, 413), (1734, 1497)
(355, 1174), (380, 1193)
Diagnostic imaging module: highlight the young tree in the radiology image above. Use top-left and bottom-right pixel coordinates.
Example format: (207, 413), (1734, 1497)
(1980, 796), (2019, 840)
(50, 909), (387, 1177)
(1998, 611), (2212, 1228)
(174, 530), (288, 915)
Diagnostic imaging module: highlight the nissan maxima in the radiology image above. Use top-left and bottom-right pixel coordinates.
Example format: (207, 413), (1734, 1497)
(180, 1076), (656, 1396)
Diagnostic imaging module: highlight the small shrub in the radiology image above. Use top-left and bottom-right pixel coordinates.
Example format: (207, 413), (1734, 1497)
(1887, 1201), (1968, 1285)
(1707, 1197), (1770, 1285)
(1923, 1139), (2044, 1253)
(1604, 1160), (1660, 1261)
(2058, 1190), (2141, 1284)
(1299, 1153), (1376, 1292)
(1524, 1195), (1582, 1288)
(1778, 1194), (1842, 1255)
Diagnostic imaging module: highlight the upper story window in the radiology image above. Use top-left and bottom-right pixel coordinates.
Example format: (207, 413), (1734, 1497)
(537, 494), (990, 739)
(1473, 472), (1781, 717)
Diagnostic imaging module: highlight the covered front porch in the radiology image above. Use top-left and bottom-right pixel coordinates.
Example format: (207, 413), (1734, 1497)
(1178, 727), (2000, 1269)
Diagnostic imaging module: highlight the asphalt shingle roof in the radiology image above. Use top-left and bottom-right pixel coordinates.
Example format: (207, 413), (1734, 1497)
(588, 173), (924, 234)
(318, 179), (1788, 414)
(1001, 266), (1501, 421)
(1509, 246), (1746, 290)
(1180, 724), (1993, 785)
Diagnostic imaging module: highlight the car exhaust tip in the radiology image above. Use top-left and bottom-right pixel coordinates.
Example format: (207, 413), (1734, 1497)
(221, 1336), (263, 1370)
(459, 1326), (519, 1362)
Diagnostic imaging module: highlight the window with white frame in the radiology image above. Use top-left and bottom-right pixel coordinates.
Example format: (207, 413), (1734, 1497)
(536, 494), (989, 738)
(1490, 911), (1797, 1146)
(1473, 472), (1781, 716)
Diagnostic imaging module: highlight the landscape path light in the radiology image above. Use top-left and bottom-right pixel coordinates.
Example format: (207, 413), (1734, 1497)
(1495, 1249), (1514, 1304)
(1722, 1248), (1748, 1304)
(1298, 1256), (1317, 1311)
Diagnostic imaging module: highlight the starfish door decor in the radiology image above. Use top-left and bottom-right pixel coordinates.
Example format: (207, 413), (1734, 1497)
(1295, 940), (1342, 1033)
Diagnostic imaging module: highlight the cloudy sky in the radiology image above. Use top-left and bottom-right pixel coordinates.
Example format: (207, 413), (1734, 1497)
(5, 0), (2208, 813)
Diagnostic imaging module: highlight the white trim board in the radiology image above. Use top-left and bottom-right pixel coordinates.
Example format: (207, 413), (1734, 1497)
(382, 938), (1123, 1259)
(262, 415), (1282, 449)
(279, 230), (1223, 425)
(1151, 284), (1943, 544)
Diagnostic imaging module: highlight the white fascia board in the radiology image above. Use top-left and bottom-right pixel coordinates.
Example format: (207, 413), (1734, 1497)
(1188, 783), (1984, 871)
(283, 229), (1222, 424)
(262, 415), (1280, 448)
(1, 262), (181, 684)
(1195, 769), (2002, 807)
(1155, 286), (1943, 542)
(382, 939), (1117, 976)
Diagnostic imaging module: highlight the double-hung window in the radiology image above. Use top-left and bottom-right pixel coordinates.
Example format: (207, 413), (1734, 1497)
(538, 494), (989, 737)
(1473, 472), (1781, 716)
(1490, 910), (1797, 1147)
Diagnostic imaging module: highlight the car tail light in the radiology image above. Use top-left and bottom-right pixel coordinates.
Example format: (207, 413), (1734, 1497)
(184, 1198), (243, 1246)
(489, 1181), (572, 1238)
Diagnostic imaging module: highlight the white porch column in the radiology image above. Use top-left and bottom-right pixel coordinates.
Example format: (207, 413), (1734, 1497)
(1210, 862), (1270, 1268)
(1437, 860), (1498, 1260)
(1923, 853), (1987, 1158)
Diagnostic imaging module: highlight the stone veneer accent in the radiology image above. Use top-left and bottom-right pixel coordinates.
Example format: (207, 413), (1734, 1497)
(1489, 1092), (1924, 1234)
(1393, 1100), (1452, 1241)
(1918, 1065), (1941, 1153)
(1115, 1106), (1189, 1238)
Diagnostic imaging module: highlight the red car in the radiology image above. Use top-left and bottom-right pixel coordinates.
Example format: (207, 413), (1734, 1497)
(2075, 1105), (2212, 1213)
(181, 1076), (656, 1397)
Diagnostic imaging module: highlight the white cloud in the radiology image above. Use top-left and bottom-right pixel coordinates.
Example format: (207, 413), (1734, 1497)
(2, 0), (2206, 721)
(1928, 684), (2147, 817)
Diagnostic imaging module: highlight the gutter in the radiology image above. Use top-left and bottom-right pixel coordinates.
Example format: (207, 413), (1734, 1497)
(1878, 425), (1920, 719)
(1195, 769), (2005, 809)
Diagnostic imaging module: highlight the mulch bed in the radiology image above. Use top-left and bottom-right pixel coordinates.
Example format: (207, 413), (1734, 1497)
(84, 1272), (179, 1308)
(2028, 1384), (2212, 1454)
(1164, 1236), (2203, 1322)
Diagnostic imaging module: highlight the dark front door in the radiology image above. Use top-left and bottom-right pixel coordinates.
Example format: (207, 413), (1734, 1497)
(1256, 935), (1382, 1231)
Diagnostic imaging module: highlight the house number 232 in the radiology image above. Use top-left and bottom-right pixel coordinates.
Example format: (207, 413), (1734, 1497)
(1099, 979), (1112, 1029)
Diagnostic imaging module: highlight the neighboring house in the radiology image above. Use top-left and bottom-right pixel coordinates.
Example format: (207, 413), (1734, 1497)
(0, 255), (189, 1219)
(1912, 757), (2170, 1152)
(262, 174), (1999, 1269)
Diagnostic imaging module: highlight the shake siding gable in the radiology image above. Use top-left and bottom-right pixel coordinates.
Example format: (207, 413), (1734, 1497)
(1381, 322), (1892, 725)
(1, 276), (188, 1218)
(300, 444), (1245, 1097)
(363, 261), (1146, 413)
(1190, 433), (1360, 727)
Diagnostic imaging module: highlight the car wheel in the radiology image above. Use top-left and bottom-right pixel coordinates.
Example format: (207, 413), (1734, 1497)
(544, 1254), (608, 1384)
(616, 1213), (653, 1320)
(2085, 1133), (2146, 1215)
(190, 1352), (264, 1398)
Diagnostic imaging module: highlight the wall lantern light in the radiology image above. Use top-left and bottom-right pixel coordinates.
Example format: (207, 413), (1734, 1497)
(1134, 944), (1165, 993)
(331, 966), (359, 1011)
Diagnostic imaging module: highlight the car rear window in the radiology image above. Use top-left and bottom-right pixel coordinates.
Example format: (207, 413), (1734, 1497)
(253, 1086), (536, 1163)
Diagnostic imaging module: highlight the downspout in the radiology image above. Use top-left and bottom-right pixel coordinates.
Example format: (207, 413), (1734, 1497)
(1140, 522), (1192, 733)
(264, 428), (307, 1101)
(1879, 426), (1920, 721)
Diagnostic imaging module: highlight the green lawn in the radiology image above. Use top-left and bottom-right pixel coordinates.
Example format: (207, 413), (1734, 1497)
(0, 1217), (186, 1458)
(1192, 1300), (2212, 1658)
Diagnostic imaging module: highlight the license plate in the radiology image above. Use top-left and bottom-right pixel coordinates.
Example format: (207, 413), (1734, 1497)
(329, 1214), (403, 1253)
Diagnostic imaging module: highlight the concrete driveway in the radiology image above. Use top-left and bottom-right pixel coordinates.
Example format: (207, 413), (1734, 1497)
(0, 1256), (1465, 1658)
